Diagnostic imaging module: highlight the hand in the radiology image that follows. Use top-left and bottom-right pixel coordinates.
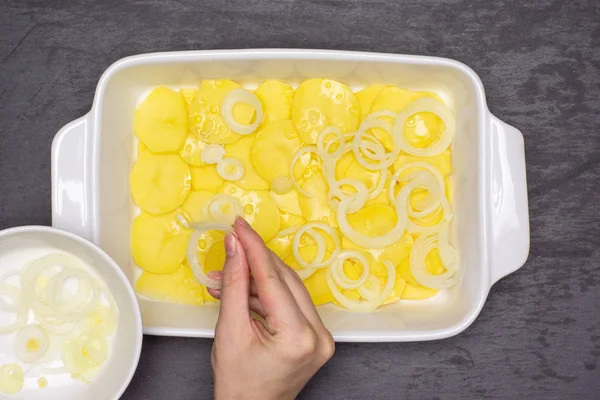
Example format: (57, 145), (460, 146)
(207, 217), (335, 400)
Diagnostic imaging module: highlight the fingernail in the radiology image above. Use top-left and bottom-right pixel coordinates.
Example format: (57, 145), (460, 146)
(236, 216), (250, 229)
(207, 271), (222, 280)
(224, 232), (237, 257)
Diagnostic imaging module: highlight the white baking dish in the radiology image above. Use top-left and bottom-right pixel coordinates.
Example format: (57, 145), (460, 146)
(51, 49), (529, 342)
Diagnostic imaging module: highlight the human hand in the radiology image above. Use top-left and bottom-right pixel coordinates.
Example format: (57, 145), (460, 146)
(207, 217), (335, 400)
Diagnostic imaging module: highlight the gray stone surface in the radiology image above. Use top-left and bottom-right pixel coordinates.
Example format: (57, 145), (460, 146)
(1, 0), (599, 399)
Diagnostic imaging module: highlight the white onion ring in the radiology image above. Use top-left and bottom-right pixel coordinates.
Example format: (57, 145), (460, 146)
(45, 268), (99, 322)
(186, 223), (233, 289)
(0, 282), (22, 312)
(337, 192), (407, 249)
(292, 223), (340, 268)
(368, 167), (387, 200)
(295, 268), (317, 281)
(358, 275), (382, 300)
(271, 175), (294, 195)
(317, 126), (345, 159)
(352, 119), (398, 171)
(365, 110), (396, 121)
(326, 260), (396, 312)
(0, 285), (27, 334)
(216, 157), (244, 181)
(36, 316), (77, 336)
(275, 227), (299, 238)
(289, 146), (322, 197)
(205, 194), (243, 225)
(201, 144), (225, 164)
(392, 97), (455, 157)
(220, 88), (263, 135)
(328, 178), (369, 213)
(409, 230), (462, 289)
(14, 324), (49, 364)
(331, 250), (370, 289)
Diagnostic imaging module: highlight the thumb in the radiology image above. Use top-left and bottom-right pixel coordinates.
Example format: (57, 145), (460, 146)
(215, 232), (251, 333)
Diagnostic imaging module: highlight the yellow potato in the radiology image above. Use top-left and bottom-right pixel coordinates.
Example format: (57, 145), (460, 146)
(270, 188), (302, 216)
(292, 79), (360, 144)
(179, 190), (216, 222)
(188, 80), (255, 144)
(134, 87), (188, 153)
(251, 119), (310, 183)
(382, 274), (407, 305)
(130, 152), (191, 215)
(298, 171), (337, 227)
(371, 86), (446, 149)
(137, 140), (149, 156)
(356, 84), (386, 119)
(396, 256), (443, 300)
(204, 239), (226, 273)
(190, 165), (224, 192)
(255, 80), (294, 123)
(224, 135), (269, 190)
(303, 269), (334, 306)
(180, 88), (199, 105)
(135, 265), (204, 305)
(179, 133), (208, 166)
(131, 211), (191, 274)
(220, 183), (281, 242)
(335, 151), (386, 196)
(267, 213), (306, 260)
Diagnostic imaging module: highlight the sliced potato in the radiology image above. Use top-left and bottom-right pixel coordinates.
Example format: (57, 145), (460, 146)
(134, 87), (188, 153)
(130, 152), (191, 215)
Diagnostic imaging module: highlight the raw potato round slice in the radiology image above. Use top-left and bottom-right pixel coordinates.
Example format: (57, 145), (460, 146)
(255, 80), (294, 123)
(220, 183), (281, 242)
(292, 79), (360, 144)
(356, 84), (386, 119)
(134, 87), (188, 153)
(180, 133), (208, 166)
(188, 80), (255, 144)
(224, 135), (269, 190)
(130, 152), (191, 215)
(190, 165), (224, 192)
(251, 119), (311, 183)
(131, 211), (192, 274)
(135, 264), (205, 305)
(179, 190), (216, 222)
(303, 269), (334, 306)
(298, 171), (337, 228)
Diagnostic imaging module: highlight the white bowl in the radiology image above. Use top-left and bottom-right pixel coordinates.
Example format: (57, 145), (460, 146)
(0, 226), (142, 399)
(50, 49), (529, 342)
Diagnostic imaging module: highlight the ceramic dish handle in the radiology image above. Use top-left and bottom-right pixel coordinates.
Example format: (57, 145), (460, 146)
(51, 114), (96, 243)
(488, 113), (530, 284)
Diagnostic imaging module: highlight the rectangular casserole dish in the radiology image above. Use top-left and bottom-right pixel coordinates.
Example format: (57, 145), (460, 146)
(51, 49), (529, 342)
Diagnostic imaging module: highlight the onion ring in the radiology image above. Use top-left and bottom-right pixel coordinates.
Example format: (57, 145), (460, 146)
(220, 89), (263, 135)
(392, 97), (455, 157)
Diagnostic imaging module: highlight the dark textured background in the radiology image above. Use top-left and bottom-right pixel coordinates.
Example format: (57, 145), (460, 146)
(1, 0), (599, 399)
